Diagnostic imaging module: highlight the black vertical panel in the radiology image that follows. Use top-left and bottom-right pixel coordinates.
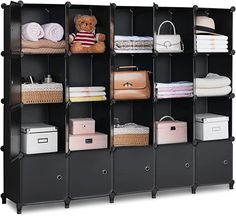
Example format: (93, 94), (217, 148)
(10, 2), (21, 53)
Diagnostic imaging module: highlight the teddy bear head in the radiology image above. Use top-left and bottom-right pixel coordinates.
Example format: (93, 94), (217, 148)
(74, 15), (97, 33)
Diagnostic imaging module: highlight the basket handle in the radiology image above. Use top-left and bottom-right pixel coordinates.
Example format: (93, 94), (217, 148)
(157, 20), (176, 35)
(159, 115), (175, 122)
(115, 66), (139, 71)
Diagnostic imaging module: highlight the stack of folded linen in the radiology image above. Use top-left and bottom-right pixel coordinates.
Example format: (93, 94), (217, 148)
(195, 73), (231, 97)
(22, 22), (65, 54)
(196, 35), (228, 53)
(114, 35), (153, 53)
(155, 81), (193, 99)
(69, 86), (107, 102)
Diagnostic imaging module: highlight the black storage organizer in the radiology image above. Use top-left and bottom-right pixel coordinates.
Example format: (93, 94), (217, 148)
(1, 1), (235, 214)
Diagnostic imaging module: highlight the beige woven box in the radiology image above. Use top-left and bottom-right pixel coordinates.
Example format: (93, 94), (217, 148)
(113, 123), (149, 147)
(21, 83), (63, 104)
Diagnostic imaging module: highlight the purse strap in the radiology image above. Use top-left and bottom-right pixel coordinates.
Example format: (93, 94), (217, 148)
(159, 115), (175, 122)
(157, 20), (176, 35)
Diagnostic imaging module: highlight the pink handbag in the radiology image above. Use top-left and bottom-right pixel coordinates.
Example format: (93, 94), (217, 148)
(156, 116), (187, 144)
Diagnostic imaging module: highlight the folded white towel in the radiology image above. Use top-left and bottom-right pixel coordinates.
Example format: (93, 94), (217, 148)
(22, 22), (44, 41)
(197, 48), (228, 53)
(115, 50), (153, 53)
(69, 91), (106, 97)
(155, 81), (193, 88)
(196, 86), (231, 97)
(196, 34), (228, 41)
(69, 86), (105, 92)
(195, 73), (231, 89)
(196, 40), (228, 45)
(41, 23), (64, 42)
(115, 35), (153, 41)
(197, 44), (228, 49)
(157, 90), (193, 95)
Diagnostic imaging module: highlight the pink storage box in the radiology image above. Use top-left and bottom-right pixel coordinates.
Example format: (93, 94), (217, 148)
(69, 118), (95, 135)
(69, 132), (107, 151)
(156, 116), (187, 144)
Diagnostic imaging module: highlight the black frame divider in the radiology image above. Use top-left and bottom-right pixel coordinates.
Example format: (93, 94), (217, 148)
(1, 1), (235, 214)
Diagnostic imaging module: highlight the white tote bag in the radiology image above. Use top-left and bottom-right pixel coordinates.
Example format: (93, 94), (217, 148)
(155, 20), (184, 53)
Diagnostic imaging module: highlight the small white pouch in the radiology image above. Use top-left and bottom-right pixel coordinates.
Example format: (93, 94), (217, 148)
(155, 20), (184, 53)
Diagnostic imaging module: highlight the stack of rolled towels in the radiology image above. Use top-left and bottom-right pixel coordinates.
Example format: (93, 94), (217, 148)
(196, 35), (228, 53)
(114, 35), (153, 53)
(155, 81), (193, 99)
(195, 73), (231, 97)
(69, 86), (107, 102)
(22, 22), (65, 54)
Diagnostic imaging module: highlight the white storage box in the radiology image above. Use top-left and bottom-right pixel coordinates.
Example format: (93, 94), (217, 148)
(196, 113), (229, 141)
(21, 123), (58, 154)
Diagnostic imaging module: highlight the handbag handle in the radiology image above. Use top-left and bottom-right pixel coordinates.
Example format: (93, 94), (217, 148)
(159, 115), (175, 122)
(157, 20), (176, 35)
(115, 66), (139, 71)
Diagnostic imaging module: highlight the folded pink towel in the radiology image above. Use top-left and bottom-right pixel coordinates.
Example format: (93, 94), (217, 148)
(157, 93), (193, 99)
(157, 86), (193, 92)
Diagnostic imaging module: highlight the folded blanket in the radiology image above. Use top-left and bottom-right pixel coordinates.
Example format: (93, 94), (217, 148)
(115, 35), (153, 41)
(22, 39), (65, 49)
(69, 86), (105, 92)
(197, 44), (228, 49)
(115, 50), (153, 53)
(22, 22), (44, 41)
(197, 48), (228, 53)
(115, 41), (153, 50)
(157, 93), (193, 99)
(195, 73), (231, 89)
(70, 95), (107, 102)
(155, 81), (193, 88)
(196, 40), (228, 45)
(157, 86), (193, 92)
(196, 86), (231, 97)
(22, 48), (65, 54)
(157, 90), (193, 95)
(41, 23), (64, 42)
(70, 91), (106, 97)
(196, 34), (228, 41)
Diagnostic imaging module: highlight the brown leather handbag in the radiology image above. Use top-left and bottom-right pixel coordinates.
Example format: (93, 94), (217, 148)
(113, 66), (151, 100)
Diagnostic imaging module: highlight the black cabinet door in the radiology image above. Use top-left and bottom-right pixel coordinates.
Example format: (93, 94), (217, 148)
(21, 154), (66, 204)
(196, 140), (233, 185)
(156, 143), (193, 189)
(114, 147), (154, 194)
(69, 150), (111, 198)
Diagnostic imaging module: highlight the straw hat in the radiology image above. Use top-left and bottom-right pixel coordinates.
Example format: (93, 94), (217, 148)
(195, 16), (216, 34)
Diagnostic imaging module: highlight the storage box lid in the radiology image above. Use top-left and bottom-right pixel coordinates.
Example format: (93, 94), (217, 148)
(156, 120), (187, 129)
(196, 113), (229, 123)
(69, 118), (95, 123)
(21, 123), (57, 133)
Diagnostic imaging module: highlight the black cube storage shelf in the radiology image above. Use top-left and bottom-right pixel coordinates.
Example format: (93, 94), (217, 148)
(1, 2), (235, 214)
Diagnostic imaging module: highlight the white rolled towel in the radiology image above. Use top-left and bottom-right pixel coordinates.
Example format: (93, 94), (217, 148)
(22, 22), (44, 41)
(41, 23), (64, 42)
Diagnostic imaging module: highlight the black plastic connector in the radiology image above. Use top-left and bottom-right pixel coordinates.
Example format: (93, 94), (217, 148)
(193, 95), (198, 101)
(229, 93), (235, 99)
(111, 50), (116, 56)
(109, 191), (115, 203)
(1, 51), (5, 57)
(1, 98), (5, 104)
(193, 140), (198, 146)
(16, 203), (22, 214)
(191, 184), (198, 194)
(65, 150), (71, 158)
(194, 51), (198, 56)
(110, 3), (116, 9)
(229, 180), (235, 189)
(153, 50), (158, 57)
(20, 52), (24, 58)
(1, 3), (7, 9)
(154, 3), (158, 11)
(230, 6), (235, 13)
(230, 136), (235, 142)
(153, 143), (158, 149)
(230, 50), (235, 55)
(0, 146), (5, 152)
(18, 1), (23, 7)
(193, 5), (198, 11)
(65, 1), (71, 8)
(1, 193), (6, 204)
(64, 197), (71, 208)
(151, 187), (158, 198)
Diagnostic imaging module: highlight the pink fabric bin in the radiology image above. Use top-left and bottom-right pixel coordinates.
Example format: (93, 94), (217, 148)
(156, 116), (187, 144)
(69, 132), (108, 151)
(69, 118), (95, 135)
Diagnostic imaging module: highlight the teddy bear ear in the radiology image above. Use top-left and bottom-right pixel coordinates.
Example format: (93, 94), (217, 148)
(74, 14), (82, 23)
(91, 15), (97, 25)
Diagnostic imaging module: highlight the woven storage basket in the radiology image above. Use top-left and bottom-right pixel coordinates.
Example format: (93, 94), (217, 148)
(113, 123), (149, 147)
(22, 83), (63, 104)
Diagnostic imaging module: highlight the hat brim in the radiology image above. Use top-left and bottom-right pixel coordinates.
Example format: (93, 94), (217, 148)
(196, 30), (218, 35)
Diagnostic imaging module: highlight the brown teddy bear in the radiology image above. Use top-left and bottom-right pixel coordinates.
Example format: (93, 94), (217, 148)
(69, 15), (106, 53)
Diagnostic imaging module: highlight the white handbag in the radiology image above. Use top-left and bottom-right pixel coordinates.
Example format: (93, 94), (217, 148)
(155, 20), (184, 53)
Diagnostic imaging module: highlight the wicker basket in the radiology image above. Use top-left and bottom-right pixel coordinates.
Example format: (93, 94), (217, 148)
(113, 123), (149, 147)
(22, 83), (63, 104)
